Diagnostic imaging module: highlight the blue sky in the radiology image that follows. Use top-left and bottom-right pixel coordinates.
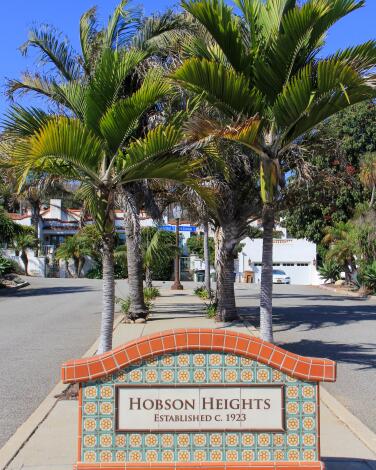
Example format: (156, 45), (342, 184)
(0, 0), (375, 116)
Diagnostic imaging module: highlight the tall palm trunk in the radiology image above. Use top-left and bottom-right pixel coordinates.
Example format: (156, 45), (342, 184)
(30, 202), (40, 256)
(260, 203), (274, 343)
(21, 250), (29, 276)
(77, 256), (85, 278)
(73, 257), (80, 278)
(123, 190), (148, 321)
(145, 266), (153, 288)
(203, 221), (211, 295)
(214, 226), (237, 322)
(370, 185), (375, 207)
(97, 233), (115, 354)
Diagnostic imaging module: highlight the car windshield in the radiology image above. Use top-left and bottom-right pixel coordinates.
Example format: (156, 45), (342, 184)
(273, 270), (286, 275)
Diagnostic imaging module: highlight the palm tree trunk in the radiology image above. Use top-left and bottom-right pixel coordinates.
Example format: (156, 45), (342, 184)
(260, 203), (274, 343)
(73, 257), (80, 278)
(123, 190), (148, 321)
(97, 233), (115, 354)
(203, 221), (211, 295)
(370, 185), (375, 207)
(31, 202), (40, 256)
(145, 266), (153, 288)
(77, 256), (85, 277)
(65, 260), (73, 278)
(21, 250), (28, 276)
(214, 226), (237, 322)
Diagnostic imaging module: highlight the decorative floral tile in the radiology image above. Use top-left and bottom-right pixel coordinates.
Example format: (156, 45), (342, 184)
(81, 351), (319, 463)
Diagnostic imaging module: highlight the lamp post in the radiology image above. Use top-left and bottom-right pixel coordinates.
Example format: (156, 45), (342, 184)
(171, 205), (183, 290)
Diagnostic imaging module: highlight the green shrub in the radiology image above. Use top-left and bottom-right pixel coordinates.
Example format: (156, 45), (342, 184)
(144, 287), (160, 301)
(86, 265), (102, 279)
(318, 260), (342, 283)
(86, 259), (128, 280)
(206, 301), (217, 319)
(0, 255), (15, 277)
(194, 285), (213, 300)
(116, 296), (131, 315)
(358, 262), (376, 294)
(116, 295), (153, 317)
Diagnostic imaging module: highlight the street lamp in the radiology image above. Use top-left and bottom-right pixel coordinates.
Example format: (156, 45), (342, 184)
(171, 204), (183, 290)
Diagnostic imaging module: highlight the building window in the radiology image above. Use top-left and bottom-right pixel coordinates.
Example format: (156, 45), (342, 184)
(283, 263), (295, 266)
(297, 263), (309, 266)
(273, 263), (281, 266)
(254, 263), (262, 266)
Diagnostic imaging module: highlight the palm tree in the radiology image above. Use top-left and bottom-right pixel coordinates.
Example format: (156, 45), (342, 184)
(177, 147), (262, 320)
(55, 235), (92, 278)
(360, 152), (376, 207)
(0, 206), (23, 244)
(173, 0), (376, 340)
(3, 49), (201, 354)
(11, 229), (37, 275)
(322, 222), (357, 284)
(143, 227), (177, 288)
(6, 1), (192, 318)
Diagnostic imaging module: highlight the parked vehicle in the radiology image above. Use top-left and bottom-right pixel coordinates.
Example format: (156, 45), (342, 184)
(272, 269), (290, 284)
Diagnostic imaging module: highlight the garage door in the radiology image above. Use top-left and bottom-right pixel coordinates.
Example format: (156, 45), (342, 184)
(275, 263), (312, 285)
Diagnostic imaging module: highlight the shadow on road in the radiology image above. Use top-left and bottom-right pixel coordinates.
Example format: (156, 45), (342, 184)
(0, 285), (95, 297)
(239, 303), (376, 332)
(236, 301), (376, 370)
(151, 301), (205, 319)
(277, 339), (376, 371)
(323, 457), (376, 469)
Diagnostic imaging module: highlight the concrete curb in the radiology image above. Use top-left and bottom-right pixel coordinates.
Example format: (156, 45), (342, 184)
(316, 284), (376, 300)
(320, 387), (376, 457)
(0, 316), (123, 470)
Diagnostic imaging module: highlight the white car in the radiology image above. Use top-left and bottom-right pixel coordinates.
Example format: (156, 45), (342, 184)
(272, 269), (291, 284)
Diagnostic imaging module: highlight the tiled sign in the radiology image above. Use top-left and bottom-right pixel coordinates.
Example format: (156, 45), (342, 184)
(61, 328), (336, 470)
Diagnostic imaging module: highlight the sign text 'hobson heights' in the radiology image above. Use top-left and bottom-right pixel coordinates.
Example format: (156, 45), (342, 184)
(61, 328), (336, 470)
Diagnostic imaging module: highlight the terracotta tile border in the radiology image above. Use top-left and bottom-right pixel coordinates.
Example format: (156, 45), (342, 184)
(62, 329), (336, 384)
(75, 462), (325, 469)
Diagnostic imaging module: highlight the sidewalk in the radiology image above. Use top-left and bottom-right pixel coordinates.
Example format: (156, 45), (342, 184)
(2, 287), (376, 470)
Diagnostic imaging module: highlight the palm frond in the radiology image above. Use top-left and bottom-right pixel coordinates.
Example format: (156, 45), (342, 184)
(132, 10), (184, 52)
(99, 69), (173, 153)
(80, 6), (99, 71)
(253, 1), (328, 102)
(53, 81), (87, 119)
(309, 0), (365, 52)
(20, 24), (82, 81)
(182, 34), (229, 66)
(85, 48), (147, 131)
(173, 57), (263, 117)
(103, 0), (142, 50)
(77, 183), (111, 234)
(2, 105), (51, 137)
(272, 64), (313, 131)
(182, 0), (251, 74)
(119, 124), (183, 179)
(183, 114), (261, 154)
(10, 117), (105, 184)
(329, 40), (376, 73)
(5, 73), (56, 101)
(144, 228), (177, 267)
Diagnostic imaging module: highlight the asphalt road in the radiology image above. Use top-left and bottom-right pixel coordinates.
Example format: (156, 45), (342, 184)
(0, 277), (129, 448)
(235, 284), (376, 433)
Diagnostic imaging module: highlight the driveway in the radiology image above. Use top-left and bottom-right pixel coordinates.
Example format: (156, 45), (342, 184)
(0, 277), (129, 448)
(235, 284), (376, 432)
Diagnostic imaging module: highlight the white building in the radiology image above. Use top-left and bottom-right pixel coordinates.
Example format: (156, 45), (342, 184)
(237, 237), (320, 285)
(6, 199), (321, 284)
